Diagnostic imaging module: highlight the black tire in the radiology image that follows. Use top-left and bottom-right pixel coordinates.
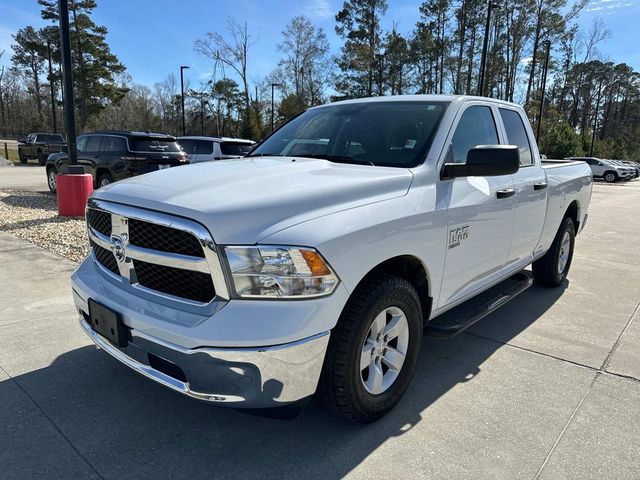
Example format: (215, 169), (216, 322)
(532, 217), (576, 287)
(97, 172), (113, 189)
(18, 150), (27, 164)
(603, 171), (617, 183)
(319, 274), (423, 423)
(46, 166), (57, 194)
(37, 150), (46, 166)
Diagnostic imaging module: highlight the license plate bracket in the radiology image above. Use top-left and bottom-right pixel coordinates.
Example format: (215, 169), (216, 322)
(88, 299), (128, 347)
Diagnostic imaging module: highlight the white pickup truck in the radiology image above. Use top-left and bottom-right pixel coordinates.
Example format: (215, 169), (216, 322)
(72, 95), (592, 423)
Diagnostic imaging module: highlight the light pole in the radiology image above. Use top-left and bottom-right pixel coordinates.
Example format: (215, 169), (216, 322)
(271, 83), (280, 131)
(536, 40), (551, 142)
(46, 39), (57, 133)
(59, 0), (76, 166)
(180, 65), (189, 136)
(477, 0), (499, 97)
(590, 80), (604, 157)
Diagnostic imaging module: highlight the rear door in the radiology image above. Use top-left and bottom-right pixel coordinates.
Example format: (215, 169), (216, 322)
(79, 134), (103, 178)
(499, 107), (548, 268)
(98, 135), (128, 180)
(438, 103), (516, 308)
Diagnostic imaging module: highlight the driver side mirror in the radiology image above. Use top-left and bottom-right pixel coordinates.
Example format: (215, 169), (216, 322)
(442, 145), (520, 179)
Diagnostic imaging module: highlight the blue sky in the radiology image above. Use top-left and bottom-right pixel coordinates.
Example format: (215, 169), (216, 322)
(1, 0), (639, 91)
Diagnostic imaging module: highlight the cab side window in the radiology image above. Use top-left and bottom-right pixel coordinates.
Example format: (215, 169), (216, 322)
(499, 108), (533, 166)
(85, 136), (103, 152)
(195, 140), (214, 155)
(100, 136), (127, 153)
(450, 106), (499, 163)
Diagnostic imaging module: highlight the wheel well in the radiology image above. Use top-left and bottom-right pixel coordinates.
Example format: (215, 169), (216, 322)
(95, 168), (110, 184)
(357, 256), (432, 324)
(46, 164), (56, 173)
(565, 200), (579, 230)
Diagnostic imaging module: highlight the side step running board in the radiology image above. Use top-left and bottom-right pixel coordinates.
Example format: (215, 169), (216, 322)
(425, 271), (533, 338)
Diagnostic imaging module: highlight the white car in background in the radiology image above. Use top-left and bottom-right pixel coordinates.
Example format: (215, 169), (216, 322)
(178, 136), (255, 163)
(568, 157), (634, 182)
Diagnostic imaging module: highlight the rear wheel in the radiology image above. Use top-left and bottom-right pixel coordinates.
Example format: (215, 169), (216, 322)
(319, 274), (422, 423)
(47, 167), (57, 193)
(604, 171), (617, 183)
(532, 217), (576, 287)
(97, 173), (113, 188)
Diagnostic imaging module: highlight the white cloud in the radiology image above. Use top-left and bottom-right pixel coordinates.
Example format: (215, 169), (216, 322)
(305, 0), (333, 20)
(585, 0), (637, 12)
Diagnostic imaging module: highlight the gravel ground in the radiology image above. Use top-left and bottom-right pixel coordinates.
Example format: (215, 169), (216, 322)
(0, 190), (88, 262)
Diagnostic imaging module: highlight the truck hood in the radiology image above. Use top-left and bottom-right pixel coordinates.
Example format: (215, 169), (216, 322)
(93, 157), (413, 244)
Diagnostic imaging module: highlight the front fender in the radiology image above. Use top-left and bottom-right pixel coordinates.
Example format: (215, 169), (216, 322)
(260, 188), (446, 305)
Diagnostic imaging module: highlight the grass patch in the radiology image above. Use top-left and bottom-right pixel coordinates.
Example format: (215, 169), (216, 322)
(1, 148), (20, 163)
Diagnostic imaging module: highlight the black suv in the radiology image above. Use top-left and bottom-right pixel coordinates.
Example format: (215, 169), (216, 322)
(45, 131), (188, 193)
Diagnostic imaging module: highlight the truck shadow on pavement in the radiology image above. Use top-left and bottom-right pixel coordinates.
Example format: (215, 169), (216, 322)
(3, 283), (567, 479)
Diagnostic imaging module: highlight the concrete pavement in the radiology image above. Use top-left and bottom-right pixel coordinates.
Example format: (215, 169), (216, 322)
(0, 165), (50, 193)
(0, 181), (639, 479)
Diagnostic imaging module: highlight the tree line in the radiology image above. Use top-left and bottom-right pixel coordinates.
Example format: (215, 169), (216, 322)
(0, 0), (638, 160)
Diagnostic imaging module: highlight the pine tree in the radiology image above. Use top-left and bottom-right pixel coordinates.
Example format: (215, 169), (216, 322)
(38, 0), (127, 129)
(335, 0), (388, 99)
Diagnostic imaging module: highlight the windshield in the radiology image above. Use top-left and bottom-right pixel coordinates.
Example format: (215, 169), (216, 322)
(249, 101), (449, 168)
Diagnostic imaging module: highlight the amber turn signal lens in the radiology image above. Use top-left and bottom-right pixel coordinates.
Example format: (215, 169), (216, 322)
(301, 250), (331, 276)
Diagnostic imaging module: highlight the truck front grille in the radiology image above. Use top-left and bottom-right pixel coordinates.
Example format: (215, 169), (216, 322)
(128, 219), (204, 257)
(91, 240), (119, 275)
(87, 209), (112, 237)
(133, 260), (215, 303)
(86, 201), (226, 304)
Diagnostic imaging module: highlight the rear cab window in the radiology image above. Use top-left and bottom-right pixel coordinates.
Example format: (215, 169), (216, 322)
(499, 108), (533, 166)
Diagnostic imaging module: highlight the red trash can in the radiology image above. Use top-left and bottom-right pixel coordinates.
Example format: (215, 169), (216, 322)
(56, 173), (94, 218)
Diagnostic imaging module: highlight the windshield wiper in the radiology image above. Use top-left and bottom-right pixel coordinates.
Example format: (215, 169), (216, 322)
(296, 154), (375, 166)
(245, 153), (285, 158)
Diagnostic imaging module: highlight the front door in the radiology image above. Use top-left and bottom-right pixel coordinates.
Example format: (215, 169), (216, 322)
(437, 104), (515, 309)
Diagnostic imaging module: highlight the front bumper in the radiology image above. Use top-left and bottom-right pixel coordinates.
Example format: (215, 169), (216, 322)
(79, 316), (329, 408)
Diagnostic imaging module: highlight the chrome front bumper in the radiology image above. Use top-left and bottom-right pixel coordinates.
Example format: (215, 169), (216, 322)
(80, 318), (330, 408)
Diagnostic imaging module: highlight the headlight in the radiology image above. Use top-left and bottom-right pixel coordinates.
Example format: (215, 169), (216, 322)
(223, 246), (339, 299)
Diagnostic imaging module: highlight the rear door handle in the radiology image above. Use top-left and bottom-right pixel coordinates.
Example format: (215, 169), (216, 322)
(496, 188), (515, 199)
(533, 182), (548, 190)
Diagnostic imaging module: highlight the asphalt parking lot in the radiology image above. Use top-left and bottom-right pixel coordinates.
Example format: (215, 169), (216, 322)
(0, 170), (639, 479)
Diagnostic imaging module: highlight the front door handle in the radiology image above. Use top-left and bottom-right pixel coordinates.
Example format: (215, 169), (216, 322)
(496, 188), (515, 199)
(533, 182), (548, 190)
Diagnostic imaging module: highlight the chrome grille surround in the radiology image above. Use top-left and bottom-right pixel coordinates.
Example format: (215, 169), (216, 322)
(86, 198), (229, 304)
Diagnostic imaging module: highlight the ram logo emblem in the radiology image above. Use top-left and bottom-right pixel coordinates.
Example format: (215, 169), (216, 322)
(448, 225), (469, 249)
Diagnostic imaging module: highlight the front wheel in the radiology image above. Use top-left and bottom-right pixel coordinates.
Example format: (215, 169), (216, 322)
(604, 171), (617, 183)
(319, 274), (422, 423)
(532, 217), (576, 287)
(47, 167), (57, 193)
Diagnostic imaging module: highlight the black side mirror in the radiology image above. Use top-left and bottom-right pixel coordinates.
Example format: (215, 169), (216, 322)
(442, 145), (520, 179)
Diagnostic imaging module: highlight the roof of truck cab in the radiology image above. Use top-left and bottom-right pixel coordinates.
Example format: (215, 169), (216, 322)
(319, 94), (522, 109)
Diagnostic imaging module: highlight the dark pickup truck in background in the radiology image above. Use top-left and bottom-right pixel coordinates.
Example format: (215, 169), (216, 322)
(18, 133), (66, 165)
